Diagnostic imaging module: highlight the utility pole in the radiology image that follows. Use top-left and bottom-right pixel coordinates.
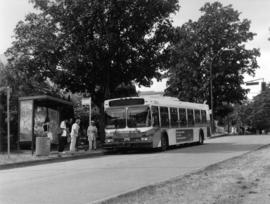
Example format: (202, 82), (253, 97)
(7, 87), (11, 158)
(209, 60), (214, 133)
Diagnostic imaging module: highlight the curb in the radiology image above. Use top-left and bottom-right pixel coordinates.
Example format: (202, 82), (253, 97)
(210, 133), (228, 139)
(0, 150), (106, 171)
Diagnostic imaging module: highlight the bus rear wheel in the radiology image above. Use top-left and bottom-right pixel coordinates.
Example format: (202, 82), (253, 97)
(161, 135), (168, 151)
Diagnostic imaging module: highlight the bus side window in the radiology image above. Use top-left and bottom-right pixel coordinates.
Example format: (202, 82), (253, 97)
(201, 110), (207, 124)
(170, 107), (178, 127)
(195, 109), (201, 124)
(179, 108), (187, 127)
(187, 109), (195, 126)
(160, 107), (169, 127)
(151, 106), (160, 127)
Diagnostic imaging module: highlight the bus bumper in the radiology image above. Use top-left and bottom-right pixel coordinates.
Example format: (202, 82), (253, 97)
(103, 141), (153, 149)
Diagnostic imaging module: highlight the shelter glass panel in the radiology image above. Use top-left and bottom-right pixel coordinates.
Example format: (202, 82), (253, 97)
(19, 100), (34, 142)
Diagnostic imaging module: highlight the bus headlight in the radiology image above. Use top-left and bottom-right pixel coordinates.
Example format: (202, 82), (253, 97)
(105, 138), (114, 143)
(141, 135), (153, 141)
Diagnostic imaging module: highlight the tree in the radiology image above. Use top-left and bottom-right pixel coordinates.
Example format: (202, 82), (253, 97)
(165, 2), (260, 119)
(248, 85), (270, 132)
(0, 59), (62, 150)
(6, 0), (179, 108)
(111, 83), (138, 99)
(226, 85), (270, 134)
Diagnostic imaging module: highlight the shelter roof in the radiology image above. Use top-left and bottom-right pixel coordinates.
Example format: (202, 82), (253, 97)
(19, 95), (73, 106)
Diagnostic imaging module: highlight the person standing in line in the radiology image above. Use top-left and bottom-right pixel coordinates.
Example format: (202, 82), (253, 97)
(67, 118), (73, 130)
(70, 118), (80, 153)
(66, 118), (73, 144)
(58, 119), (68, 153)
(87, 120), (97, 151)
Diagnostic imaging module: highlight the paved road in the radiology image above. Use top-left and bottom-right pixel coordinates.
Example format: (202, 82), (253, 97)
(1, 135), (270, 204)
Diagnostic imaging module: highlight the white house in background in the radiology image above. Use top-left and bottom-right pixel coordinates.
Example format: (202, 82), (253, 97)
(138, 91), (164, 96)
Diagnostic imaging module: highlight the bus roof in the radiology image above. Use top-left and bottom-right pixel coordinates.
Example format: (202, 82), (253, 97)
(105, 95), (209, 110)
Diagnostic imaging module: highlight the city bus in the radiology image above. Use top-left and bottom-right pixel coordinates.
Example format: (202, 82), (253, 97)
(103, 95), (211, 151)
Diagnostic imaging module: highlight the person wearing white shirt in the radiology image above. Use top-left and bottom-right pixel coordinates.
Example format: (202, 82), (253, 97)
(87, 121), (97, 151)
(58, 119), (68, 152)
(70, 119), (80, 152)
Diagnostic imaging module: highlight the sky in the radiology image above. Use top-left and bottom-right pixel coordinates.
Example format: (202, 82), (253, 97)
(0, 0), (269, 97)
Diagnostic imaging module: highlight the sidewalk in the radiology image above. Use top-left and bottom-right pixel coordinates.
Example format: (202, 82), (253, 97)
(0, 148), (105, 170)
(0, 134), (229, 170)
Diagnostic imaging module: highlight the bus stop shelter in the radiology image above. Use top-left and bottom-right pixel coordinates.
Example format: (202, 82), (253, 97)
(18, 95), (73, 149)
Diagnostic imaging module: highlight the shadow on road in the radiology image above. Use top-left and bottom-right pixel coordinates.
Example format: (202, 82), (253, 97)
(104, 135), (270, 155)
(104, 143), (262, 155)
(104, 142), (269, 155)
(104, 149), (158, 155)
(165, 142), (269, 154)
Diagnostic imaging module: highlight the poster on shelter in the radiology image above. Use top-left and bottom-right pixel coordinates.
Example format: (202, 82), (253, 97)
(48, 108), (59, 144)
(19, 100), (33, 142)
(34, 107), (47, 137)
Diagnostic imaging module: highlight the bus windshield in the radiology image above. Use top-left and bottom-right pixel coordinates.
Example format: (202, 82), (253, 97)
(105, 108), (126, 129)
(127, 106), (151, 128)
(105, 106), (151, 129)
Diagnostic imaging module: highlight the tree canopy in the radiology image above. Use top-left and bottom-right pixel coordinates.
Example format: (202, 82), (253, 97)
(248, 86), (270, 132)
(165, 2), (260, 118)
(0, 61), (60, 149)
(228, 85), (270, 134)
(6, 0), (179, 106)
